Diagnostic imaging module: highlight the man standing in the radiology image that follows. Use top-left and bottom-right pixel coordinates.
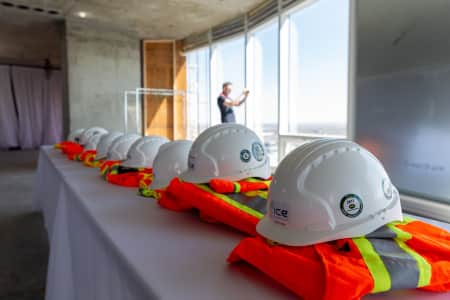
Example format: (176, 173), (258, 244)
(217, 82), (249, 123)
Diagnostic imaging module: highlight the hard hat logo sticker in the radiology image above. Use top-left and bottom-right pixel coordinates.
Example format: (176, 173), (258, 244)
(240, 149), (251, 162)
(252, 142), (265, 162)
(340, 194), (363, 218)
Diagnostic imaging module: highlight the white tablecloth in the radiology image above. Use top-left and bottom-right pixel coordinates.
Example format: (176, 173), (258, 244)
(33, 146), (450, 300)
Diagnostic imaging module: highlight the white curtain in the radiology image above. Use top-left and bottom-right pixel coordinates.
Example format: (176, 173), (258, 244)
(0, 65), (19, 149)
(12, 66), (47, 149)
(11, 66), (63, 149)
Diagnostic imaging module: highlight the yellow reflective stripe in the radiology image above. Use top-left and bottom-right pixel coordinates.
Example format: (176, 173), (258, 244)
(402, 216), (416, 223)
(101, 165), (114, 178)
(243, 190), (268, 199)
(196, 184), (264, 219)
(108, 165), (119, 174)
(389, 215), (416, 227)
(352, 237), (391, 293)
(242, 178), (259, 182)
(394, 239), (432, 287)
(243, 177), (271, 187)
(85, 153), (95, 162)
(90, 160), (101, 168)
(139, 188), (160, 199)
(386, 223), (412, 241)
(139, 174), (153, 189)
(233, 182), (241, 193)
(387, 224), (432, 287)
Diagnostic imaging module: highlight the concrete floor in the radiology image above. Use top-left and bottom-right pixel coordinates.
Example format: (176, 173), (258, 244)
(0, 150), (48, 300)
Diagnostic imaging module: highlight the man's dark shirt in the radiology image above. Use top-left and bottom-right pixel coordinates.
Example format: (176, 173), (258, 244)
(217, 94), (236, 123)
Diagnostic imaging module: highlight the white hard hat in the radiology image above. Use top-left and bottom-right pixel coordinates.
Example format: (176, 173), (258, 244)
(179, 124), (271, 183)
(150, 140), (193, 190)
(106, 133), (141, 161)
(84, 132), (107, 151)
(121, 135), (170, 168)
(67, 128), (85, 143)
(79, 127), (108, 146)
(96, 132), (124, 160)
(256, 139), (403, 246)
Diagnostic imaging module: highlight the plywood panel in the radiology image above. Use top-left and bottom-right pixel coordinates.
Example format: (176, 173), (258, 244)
(142, 40), (187, 140)
(143, 41), (174, 139)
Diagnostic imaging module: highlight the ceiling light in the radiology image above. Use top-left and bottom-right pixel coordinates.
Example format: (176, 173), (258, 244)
(77, 11), (87, 18)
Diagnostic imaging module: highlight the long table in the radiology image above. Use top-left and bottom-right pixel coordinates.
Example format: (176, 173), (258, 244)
(33, 146), (449, 300)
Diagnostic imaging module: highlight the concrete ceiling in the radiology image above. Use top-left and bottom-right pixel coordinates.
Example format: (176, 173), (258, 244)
(358, 0), (450, 77)
(0, 0), (265, 39)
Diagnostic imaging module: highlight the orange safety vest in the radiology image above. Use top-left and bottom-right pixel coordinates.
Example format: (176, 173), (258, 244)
(105, 164), (152, 187)
(159, 177), (271, 235)
(66, 146), (84, 160)
(138, 173), (164, 199)
(99, 160), (121, 178)
(54, 141), (77, 150)
(55, 141), (84, 159)
(228, 217), (450, 300)
(79, 150), (103, 168)
(72, 149), (92, 162)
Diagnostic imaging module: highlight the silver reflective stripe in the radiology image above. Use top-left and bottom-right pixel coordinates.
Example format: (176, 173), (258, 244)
(366, 226), (397, 239)
(227, 194), (267, 214)
(368, 227), (419, 290)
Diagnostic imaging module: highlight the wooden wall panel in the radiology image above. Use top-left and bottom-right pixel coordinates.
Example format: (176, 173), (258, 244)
(142, 40), (187, 140)
(143, 41), (174, 139)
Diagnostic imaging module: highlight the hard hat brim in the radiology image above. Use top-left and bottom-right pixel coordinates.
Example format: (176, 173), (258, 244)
(121, 159), (146, 169)
(95, 152), (107, 160)
(149, 178), (168, 190)
(257, 193), (403, 246)
(179, 166), (271, 184)
(178, 169), (211, 184)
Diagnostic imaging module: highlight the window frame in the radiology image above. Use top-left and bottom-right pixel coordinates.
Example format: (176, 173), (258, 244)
(246, 18), (280, 166)
(279, 0), (351, 145)
(185, 46), (211, 140)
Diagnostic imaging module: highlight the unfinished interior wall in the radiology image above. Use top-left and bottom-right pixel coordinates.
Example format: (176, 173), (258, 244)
(0, 12), (63, 67)
(66, 22), (140, 132)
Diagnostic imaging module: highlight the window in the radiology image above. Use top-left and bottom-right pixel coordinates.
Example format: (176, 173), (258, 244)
(280, 0), (349, 138)
(186, 47), (210, 139)
(210, 36), (246, 125)
(246, 20), (279, 166)
(185, 0), (351, 165)
(125, 91), (141, 135)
